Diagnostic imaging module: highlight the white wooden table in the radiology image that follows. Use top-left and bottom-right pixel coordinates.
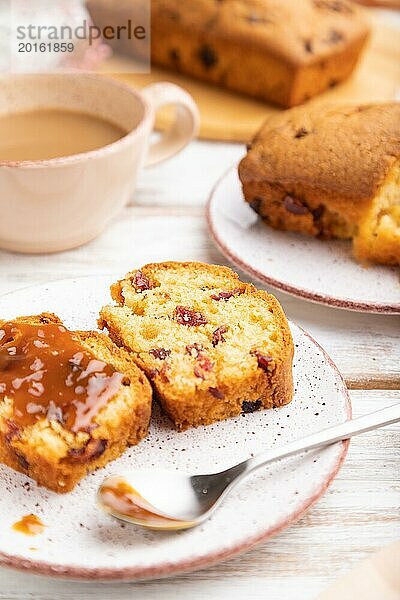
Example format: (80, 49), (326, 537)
(0, 139), (399, 600)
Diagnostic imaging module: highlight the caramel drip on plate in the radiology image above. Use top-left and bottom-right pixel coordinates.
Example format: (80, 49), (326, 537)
(12, 514), (45, 536)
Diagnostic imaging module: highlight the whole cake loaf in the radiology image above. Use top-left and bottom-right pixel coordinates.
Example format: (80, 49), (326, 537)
(239, 103), (400, 266)
(99, 262), (294, 430)
(87, 0), (370, 107)
(0, 313), (152, 492)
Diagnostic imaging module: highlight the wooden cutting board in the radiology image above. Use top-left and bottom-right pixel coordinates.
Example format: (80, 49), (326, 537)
(316, 542), (400, 600)
(100, 19), (400, 143)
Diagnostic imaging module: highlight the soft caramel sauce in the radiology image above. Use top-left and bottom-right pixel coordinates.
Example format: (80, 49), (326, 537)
(0, 321), (123, 432)
(101, 480), (193, 529)
(12, 514), (45, 536)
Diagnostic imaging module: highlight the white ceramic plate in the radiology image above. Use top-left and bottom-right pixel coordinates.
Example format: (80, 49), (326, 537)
(207, 167), (400, 314)
(0, 276), (350, 581)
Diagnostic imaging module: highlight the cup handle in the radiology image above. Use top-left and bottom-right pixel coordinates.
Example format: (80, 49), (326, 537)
(141, 82), (200, 168)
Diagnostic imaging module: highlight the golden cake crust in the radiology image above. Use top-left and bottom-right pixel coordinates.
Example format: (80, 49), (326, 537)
(99, 262), (294, 430)
(239, 103), (400, 265)
(0, 313), (152, 493)
(87, 0), (370, 107)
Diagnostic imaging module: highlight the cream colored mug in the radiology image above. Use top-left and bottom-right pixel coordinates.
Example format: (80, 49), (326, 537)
(0, 73), (199, 253)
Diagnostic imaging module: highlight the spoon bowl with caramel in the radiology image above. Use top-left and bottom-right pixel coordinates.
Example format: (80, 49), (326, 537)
(98, 403), (400, 530)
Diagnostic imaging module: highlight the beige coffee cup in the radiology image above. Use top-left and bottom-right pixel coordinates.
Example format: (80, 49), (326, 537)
(0, 73), (199, 253)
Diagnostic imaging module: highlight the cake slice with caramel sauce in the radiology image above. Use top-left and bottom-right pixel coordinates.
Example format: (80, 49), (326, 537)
(0, 313), (152, 493)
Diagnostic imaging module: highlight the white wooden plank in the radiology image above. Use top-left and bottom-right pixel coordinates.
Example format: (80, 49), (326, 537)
(0, 390), (397, 600)
(1, 211), (398, 387)
(134, 140), (244, 207)
(271, 292), (400, 390)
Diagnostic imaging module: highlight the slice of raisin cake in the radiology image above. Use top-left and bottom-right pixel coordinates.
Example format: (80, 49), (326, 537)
(99, 262), (294, 430)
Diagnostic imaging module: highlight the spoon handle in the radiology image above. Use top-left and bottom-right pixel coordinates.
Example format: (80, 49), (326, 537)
(242, 403), (400, 476)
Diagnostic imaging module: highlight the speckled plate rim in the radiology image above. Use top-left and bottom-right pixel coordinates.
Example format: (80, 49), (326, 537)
(0, 281), (351, 582)
(206, 166), (400, 315)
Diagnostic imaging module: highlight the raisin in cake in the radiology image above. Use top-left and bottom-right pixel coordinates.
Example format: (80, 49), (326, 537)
(87, 0), (369, 108)
(239, 103), (400, 266)
(99, 262), (294, 430)
(0, 313), (152, 492)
